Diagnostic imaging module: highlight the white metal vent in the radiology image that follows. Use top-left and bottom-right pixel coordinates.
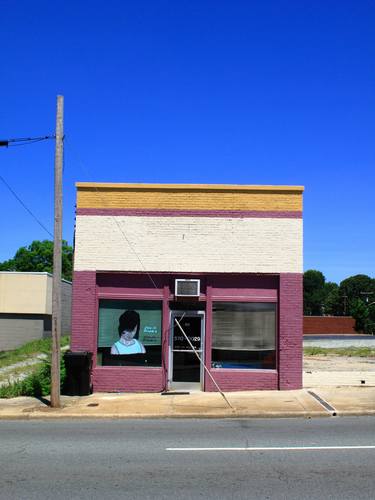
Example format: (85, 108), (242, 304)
(175, 279), (200, 297)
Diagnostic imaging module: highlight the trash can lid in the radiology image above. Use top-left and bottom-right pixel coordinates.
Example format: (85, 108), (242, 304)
(64, 351), (92, 357)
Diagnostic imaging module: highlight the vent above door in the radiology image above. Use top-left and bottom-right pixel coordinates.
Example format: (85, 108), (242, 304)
(175, 279), (200, 298)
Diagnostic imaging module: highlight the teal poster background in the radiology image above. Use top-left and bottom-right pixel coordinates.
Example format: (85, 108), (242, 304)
(98, 300), (162, 348)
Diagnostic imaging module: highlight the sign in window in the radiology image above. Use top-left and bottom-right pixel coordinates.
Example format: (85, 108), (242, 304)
(97, 299), (162, 367)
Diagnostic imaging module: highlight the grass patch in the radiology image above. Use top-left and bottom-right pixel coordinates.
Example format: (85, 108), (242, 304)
(0, 357), (66, 398)
(0, 336), (70, 369)
(304, 346), (375, 357)
(0, 362), (43, 384)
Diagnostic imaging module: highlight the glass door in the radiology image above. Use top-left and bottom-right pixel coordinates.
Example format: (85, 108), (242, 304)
(169, 311), (205, 389)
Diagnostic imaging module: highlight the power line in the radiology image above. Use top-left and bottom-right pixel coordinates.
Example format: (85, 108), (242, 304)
(0, 173), (53, 238)
(65, 140), (232, 401)
(0, 135), (55, 148)
(64, 139), (159, 290)
(64, 140), (228, 289)
(0, 133), (55, 236)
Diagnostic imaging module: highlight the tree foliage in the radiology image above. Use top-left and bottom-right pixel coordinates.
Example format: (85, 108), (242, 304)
(303, 270), (339, 316)
(303, 270), (375, 334)
(340, 275), (375, 304)
(349, 298), (370, 333)
(0, 240), (73, 281)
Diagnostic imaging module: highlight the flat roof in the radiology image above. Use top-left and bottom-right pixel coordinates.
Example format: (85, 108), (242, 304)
(0, 271), (72, 284)
(76, 182), (304, 192)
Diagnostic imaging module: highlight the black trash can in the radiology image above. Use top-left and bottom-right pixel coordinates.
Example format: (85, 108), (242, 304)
(63, 351), (92, 396)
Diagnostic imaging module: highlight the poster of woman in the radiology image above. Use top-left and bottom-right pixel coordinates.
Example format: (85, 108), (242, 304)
(111, 310), (146, 355)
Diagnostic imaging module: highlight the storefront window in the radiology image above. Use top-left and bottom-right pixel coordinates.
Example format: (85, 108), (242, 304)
(97, 299), (162, 367)
(212, 302), (276, 369)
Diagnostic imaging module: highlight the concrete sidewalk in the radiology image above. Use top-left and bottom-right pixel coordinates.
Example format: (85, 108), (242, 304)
(1, 386), (374, 419)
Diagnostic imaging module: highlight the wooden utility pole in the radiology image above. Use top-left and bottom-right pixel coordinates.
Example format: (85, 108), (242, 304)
(51, 95), (64, 408)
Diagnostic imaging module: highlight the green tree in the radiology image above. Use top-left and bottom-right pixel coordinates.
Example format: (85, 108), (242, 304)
(303, 270), (326, 315)
(339, 275), (375, 303)
(0, 240), (73, 281)
(339, 275), (375, 333)
(0, 259), (15, 271)
(350, 298), (370, 333)
(323, 282), (341, 315)
(303, 270), (375, 333)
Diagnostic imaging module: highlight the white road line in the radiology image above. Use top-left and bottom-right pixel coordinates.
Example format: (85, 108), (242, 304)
(166, 445), (375, 452)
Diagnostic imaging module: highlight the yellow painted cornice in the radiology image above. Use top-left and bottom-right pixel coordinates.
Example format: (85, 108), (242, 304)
(76, 182), (304, 193)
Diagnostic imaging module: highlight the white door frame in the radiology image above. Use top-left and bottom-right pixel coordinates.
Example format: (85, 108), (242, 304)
(168, 310), (205, 390)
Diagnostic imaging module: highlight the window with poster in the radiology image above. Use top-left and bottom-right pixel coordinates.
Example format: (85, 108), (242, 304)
(97, 299), (162, 367)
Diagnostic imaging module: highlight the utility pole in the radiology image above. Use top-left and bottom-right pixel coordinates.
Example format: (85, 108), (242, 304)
(51, 95), (64, 408)
(343, 295), (347, 315)
(360, 291), (374, 304)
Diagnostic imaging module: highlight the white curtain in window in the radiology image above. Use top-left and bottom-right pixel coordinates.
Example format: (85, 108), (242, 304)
(212, 303), (276, 351)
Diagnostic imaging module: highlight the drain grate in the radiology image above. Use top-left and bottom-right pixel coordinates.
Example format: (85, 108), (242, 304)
(307, 390), (336, 416)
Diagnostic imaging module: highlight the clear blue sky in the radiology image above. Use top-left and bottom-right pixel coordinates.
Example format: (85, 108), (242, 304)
(1, 1), (374, 284)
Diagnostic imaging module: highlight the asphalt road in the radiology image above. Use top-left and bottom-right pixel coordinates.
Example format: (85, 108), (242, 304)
(1, 417), (375, 499)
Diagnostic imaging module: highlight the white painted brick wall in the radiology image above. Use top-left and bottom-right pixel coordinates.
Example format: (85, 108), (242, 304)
(74, 215), (303, 273)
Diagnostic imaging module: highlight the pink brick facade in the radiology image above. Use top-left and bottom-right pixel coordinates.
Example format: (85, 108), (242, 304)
(71, 182), (303, 393)
(71, 271), (303, 392)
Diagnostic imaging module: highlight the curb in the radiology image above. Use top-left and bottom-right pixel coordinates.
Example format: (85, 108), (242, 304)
(1, 408), (374, 420)
(0, 410), (331, 420)
(335, 410), (375, 416)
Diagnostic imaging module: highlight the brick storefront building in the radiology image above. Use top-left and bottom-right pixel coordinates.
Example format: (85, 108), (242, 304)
(71, 183), (304, 392)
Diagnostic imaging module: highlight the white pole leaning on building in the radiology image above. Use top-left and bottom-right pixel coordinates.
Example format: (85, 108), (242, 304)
(51, 95), (64, 408)
(174, 317), (235, 411)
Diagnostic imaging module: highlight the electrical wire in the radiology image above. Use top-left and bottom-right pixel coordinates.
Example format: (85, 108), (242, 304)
(0, 174), (53, 238)
(65, 140), (232, 401)
(64, 139), (159, 290)
(1, 135), (55, 148)
(8, 136), (55, 142)
(8, 138), (52, 147)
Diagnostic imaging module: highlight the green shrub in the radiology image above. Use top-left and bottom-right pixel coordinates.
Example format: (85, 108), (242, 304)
(303, 347), (328, 356)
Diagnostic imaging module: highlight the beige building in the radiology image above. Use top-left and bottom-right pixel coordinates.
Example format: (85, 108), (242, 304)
(0, 272), (72, 351)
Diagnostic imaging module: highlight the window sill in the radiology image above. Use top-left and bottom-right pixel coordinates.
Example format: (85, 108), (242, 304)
(94, 365), (162, 370)
(210, 368), (277, 373)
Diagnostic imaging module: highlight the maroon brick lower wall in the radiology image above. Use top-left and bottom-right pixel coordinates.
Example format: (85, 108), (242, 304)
(204, 370), (278, 391)
(278, 273), (303, 390)
(304, 316), (356, 335)
(71, 271), (303, 392)
(92, 367), (164, 392)
(71, 271), (97, 352)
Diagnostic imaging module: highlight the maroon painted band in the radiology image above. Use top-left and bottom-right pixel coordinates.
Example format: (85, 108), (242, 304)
(76, 208), (302, 218)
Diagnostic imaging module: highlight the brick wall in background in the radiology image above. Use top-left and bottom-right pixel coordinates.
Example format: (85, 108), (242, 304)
(304, 316), (356, 335)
